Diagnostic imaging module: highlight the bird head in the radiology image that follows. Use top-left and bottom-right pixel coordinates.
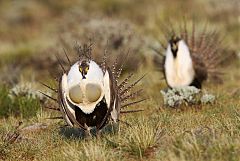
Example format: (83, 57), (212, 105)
(78, 60), (90, 79)
(169, 36), (181, 58)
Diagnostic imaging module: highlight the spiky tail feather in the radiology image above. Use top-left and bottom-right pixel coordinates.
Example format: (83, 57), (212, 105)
(180, 21), (224, 81)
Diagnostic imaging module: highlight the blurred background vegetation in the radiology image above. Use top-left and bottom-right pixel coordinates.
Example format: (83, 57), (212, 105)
(0, 1), (239, 160)
(0, 0), (239, 119)
(0, 0), (239, 118)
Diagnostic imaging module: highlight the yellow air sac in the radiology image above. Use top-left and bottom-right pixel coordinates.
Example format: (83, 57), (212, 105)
(69, 85), (83, 103)
(85, 83), (101, 102)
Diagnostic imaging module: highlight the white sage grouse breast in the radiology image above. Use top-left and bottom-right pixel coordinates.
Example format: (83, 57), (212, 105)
(42, 43), (145, 133)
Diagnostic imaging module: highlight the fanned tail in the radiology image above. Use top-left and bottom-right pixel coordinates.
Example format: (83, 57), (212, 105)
(181, 21), (224, 81)
(159, 19), (226, 83)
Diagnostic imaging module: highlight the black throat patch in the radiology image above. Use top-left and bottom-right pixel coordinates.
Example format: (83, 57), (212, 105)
(171, 45), (178, 58)
(169, 36), (181, 58)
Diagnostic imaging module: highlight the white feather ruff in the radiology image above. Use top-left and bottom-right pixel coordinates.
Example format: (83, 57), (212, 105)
(164, 40), (195, 88)
(103, 70), (111, 108)
(64, 60), (106, 114)
(103, 69), (118, 122)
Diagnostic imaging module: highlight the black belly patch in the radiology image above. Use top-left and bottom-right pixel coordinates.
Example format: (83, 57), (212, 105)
(74, 98), (109, 129)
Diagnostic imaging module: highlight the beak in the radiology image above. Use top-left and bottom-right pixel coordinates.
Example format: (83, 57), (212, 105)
(81, 72), (86, 79)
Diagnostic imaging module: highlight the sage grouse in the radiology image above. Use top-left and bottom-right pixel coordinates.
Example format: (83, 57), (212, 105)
(157, 22), (224, 89)
(41, 43), (145, 136)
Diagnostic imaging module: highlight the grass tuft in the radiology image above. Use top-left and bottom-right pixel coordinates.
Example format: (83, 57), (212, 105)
(119, 117), (162, 159)
(62, 139), (121, 161)
(0, 85), (41, 118)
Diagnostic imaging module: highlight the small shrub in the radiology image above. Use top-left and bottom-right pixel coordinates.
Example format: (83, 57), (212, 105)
(161, 86), (216, 107)
(161, 86), (201, 107)
(9, 82), (46, 101)
(13, 96), (40, 118)
(0, 83), (42, 118)
(201, 94), (215, 104)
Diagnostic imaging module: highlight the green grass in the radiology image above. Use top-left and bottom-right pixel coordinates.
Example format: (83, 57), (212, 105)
(0, 50), (239, 159)
(0, 85), (41, 118)
(0, 0), (239, 160)
(0, 67), (239, 160)
(0, 90), (239, 160)
(0, 86), (12, 117)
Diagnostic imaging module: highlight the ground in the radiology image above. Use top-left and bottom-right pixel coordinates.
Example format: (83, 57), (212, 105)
(0, 0), (239, 160)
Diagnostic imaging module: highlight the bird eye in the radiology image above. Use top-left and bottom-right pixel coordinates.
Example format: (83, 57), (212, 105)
(86, 67), (89, 72)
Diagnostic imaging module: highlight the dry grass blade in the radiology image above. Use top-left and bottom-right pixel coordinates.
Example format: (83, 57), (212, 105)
(119, 118), (162, 159)
(3, 132), (20, 144)
(118, 119), (132, 127)
(3, 122), (22, 144)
